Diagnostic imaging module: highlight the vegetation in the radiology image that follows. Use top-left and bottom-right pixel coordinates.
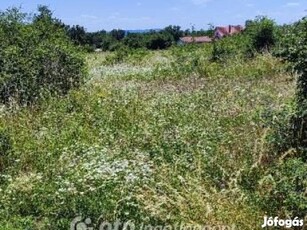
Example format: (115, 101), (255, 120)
(0, 6), (86, 105)
(0, 5), (306, 230)
(245, 16), (277, 52)
(65, 22), (214, 52)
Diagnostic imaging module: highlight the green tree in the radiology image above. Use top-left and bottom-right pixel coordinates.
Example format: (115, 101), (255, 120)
(277, 17), (307, 156)
(145, 33), (172, 50)
(110, 29), (125, 41)
(86, 30), (107, 48)
(0, 6), (86, 104)
(245, 16), (276, 52)
(124, 33), (145, 49)
(163, 25), (183, 41)
(68, 25), (87, 45)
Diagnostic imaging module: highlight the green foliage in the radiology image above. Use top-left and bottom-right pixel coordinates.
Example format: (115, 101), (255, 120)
(211, 41), (231, 62)
(145, 32), (173, 50)
(0, 41), (294, 229)
(124, 33), (146, 49)
(238, 17), (307, 222)
(258, 158), (307, 217)
(245, 16), (277, 52)
(0, 7), (87, 105)
(86, 30), (107, 49)
(122, 31), (173, 50)
(275, 17), (307, 158)
(100, 34), (117, 51)
(163, 25), (183, 41)
(68, 25), (87, 45)
(104, 47), (129, 64)
(263, 104), (296, 154)
(210, 33), (251, 62)
(0, 128), (11, 157)
(73, 25), (215, 52)
(110, 29), (126, 41)
(0, 127), (11, 173)
(278, 17), (307, 102)
(0, 7), (303, 230)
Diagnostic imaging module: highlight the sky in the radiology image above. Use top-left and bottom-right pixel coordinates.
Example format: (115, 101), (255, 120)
(0, 0), (306, 31)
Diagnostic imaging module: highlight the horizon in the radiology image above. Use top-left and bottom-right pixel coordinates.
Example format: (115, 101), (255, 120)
(0, 1), (306, 32)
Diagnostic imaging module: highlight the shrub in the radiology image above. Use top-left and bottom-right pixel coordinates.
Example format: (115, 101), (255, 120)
(145, 33), (173, 50)
(0, 6), (87, 105)
(258, 158), (307, 217)
(211, 41), (231, 62)
(251, 16), (307, 220)
(245, 16), (277, 52)
(277, 17), (307, 157)
(124, 33), (145, 49)
(0, 129), (11, 157)
(104, 47), (129, 64)
(211, 33), (251, 62)
(0, 128), (12, 173)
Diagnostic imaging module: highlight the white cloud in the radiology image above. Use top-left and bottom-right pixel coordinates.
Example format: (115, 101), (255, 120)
(246, 3), (254, 7)
(189, 0), (212, 5)
(284, 2), (300, 7)
(170, 7), (180, 11)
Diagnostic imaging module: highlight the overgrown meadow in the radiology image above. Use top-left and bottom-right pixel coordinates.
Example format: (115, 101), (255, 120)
(0, 7), (306, 230)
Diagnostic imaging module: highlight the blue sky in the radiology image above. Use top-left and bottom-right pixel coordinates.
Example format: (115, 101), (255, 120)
(0, 0), (306, 31)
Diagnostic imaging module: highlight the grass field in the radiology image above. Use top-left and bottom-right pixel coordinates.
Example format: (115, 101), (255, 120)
(0, 45), (298, 229)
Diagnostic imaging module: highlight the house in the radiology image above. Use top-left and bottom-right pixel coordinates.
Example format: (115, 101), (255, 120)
(178, 36), (212, 45)
(214, 25), (244, 39)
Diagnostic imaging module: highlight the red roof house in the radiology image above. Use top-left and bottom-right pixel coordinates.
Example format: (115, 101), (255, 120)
(214, 25), (244, 39)
(179, 36), (212, 44)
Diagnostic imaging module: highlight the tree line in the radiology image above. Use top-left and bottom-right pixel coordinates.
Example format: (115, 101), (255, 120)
(66, 25), (214, 51)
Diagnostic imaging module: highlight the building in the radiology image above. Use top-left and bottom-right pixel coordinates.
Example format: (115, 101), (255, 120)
(178, 36), (212, 45)
(214, 25), (244, 39)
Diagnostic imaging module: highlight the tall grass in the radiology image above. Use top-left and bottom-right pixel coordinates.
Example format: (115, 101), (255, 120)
(0, 43), (298, 229)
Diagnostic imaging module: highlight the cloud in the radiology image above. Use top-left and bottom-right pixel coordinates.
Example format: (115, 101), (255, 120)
(246, 3), (254, 7)
(170, 7), (180, 11)
(189, 0), (212, 5)
(284, 2), (300, 7)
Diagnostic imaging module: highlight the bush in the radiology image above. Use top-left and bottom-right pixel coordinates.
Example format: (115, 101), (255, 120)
(124, 33), (145, 49)
(251, 16), (307, 220)
(0, 128), (12, 173)
(211, 41), (231, 62)
(258, 158), (307, 217)
(211, 33), (251, 62)
(0, 129), (11, 157)
(0, 6), (87, 105)
(277, 17), (307, 157)
(145, 33), (173, 50)
(104, 47), (129, 64)
(245, 16), (277, 52)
